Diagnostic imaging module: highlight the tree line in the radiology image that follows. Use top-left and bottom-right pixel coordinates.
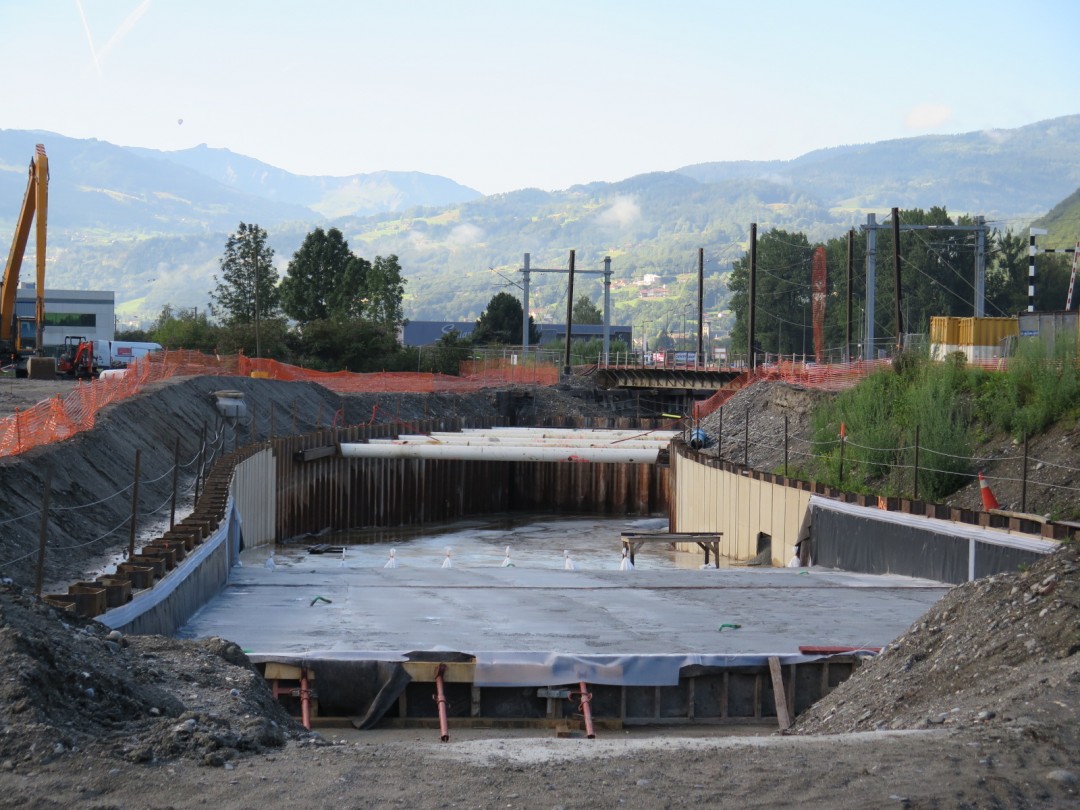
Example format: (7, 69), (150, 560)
(118, 223), (619, 373)
(726, 208), (1075, 361)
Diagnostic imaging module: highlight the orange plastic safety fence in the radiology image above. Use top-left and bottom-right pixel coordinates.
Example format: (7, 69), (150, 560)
(0, 349), (588, 457)
(0, 349), (238, 458)
(690, 360), (894, 422)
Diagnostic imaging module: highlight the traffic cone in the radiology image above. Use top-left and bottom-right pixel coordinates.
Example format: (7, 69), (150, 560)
(978, 472), (999, 511)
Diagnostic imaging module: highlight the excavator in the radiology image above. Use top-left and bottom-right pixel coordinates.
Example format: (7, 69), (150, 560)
(0, 144), (51, 378)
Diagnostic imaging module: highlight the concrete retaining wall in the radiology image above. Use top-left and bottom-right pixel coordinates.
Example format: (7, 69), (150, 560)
(99, 502), (239, 636)
(671, 446), (809, 565)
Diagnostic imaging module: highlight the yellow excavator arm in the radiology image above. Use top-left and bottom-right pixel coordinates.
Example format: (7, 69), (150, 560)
(0, 144), (48, 352)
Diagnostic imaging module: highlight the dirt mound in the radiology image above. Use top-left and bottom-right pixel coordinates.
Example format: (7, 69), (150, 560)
(794, 541), (1080, 747)
(945, 418), (1080, 521)
(0, 581), (309, 768)
(696, 381), (829, 471)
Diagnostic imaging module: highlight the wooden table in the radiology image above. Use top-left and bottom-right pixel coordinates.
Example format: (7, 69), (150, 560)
(620, 532), (724, 566)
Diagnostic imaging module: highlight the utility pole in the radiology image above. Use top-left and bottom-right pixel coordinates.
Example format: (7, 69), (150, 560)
(864, 213), (877, 359)
(521, 252), (531, 353)
(696, 247), (705, 366)
(563, 249), (576, 377)
(602, 256), (612, 363)
(846, 229), (854, 362)
(748, 224), (757, 369)
(974, 215), (986, 317)
(892, 208), (903, 351)
(253, 230), (262, 359)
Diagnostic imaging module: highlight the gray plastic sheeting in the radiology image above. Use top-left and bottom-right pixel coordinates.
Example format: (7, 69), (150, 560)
(808, 496), (1056, 584)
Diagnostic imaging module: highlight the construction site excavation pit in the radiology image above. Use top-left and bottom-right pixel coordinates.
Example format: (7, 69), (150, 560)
(178, 514), (950, 734)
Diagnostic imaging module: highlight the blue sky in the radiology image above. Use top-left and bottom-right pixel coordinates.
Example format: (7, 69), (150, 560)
(1, 0), (1077, 194)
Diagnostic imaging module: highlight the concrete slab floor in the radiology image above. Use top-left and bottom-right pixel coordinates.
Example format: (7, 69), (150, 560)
(178, 516), (950, 664)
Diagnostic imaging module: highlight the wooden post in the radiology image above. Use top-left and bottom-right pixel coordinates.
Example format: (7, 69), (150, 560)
(744, 406), (749, 467)
(768, 656), (792, 730)
(127, 449), (142, 560)
(196, 422), (207, 504)
(1022, 431), (1029, 512)
(717, 405), (724, 459)
(784, 415), (789, 477)
(170, 436), (180, 531)
(839, 431), (845, 485)
(913, 424), (920, 501)
(34, 468), (53, 596)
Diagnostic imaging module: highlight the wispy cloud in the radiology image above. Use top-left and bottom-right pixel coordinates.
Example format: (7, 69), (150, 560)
(448, 223), (484, 246)
(904, 103), (953, 131)
(74, 0), (152, 76)
(74, 0), (101, 75)
(596, 196), (641, 227)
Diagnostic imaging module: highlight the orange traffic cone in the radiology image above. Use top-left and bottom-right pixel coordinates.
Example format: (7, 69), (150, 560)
(978, 472), (999, 511)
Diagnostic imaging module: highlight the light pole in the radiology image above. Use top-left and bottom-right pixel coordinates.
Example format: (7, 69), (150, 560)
(252, 231), (262, 359)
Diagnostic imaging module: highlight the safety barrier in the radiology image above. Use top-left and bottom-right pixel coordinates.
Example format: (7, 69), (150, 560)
(691, 360), (894, 420)
(0, 350), (562, 458)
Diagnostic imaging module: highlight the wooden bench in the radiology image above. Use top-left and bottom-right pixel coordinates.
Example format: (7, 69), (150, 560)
(620, 532), (724, 566)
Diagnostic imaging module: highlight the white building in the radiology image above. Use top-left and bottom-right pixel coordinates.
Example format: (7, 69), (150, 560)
(15, 285), (115, 352)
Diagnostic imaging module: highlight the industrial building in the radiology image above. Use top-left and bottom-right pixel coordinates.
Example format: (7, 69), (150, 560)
(15, 285), (115, 352)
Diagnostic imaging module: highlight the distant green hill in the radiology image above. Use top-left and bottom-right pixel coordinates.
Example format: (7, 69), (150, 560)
(2, 116), (1079, 328)
(1034, 186), (1080, 248)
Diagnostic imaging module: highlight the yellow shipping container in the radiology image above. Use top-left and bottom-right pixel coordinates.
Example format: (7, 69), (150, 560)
(930, 316), (960, 346)
(931, 316), (1017, 361)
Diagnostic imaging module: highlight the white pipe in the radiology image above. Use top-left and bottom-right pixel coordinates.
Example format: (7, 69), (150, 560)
(460, 428), (679, 440)
(339, 442), (662, 463)
(380, 435), (670, 449)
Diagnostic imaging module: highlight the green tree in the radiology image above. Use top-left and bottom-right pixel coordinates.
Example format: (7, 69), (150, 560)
(215, 317), (291, 359)
(210, 223), (280, 326)
(279, 227), (369, 323)
(364, 254), (407, 330)
(149, 304), (219, 352)
(473, 292), (541, 345)
(420, 329), (475, 375)
(728, 229), (813, 359)
(572, 295), (603, 324)
(291, 318), (400, 372)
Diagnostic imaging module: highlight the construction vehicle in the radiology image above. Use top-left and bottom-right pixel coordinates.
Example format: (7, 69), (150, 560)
(56, 335), (98, 379)
(0, 144), (51, 377)
(56, 337), (163, 379)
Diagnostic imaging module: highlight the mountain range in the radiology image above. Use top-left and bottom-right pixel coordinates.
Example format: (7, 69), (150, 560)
(1, 116), (1078, 328)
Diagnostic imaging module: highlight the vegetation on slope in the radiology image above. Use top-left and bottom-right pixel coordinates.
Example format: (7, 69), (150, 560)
(799, 340), (1080, 503)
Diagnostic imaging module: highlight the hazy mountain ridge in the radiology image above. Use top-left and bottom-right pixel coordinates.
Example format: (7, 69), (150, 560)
(677, 115), (1080, 217)
(124, 143), (483, 218)
(1, 117), (1078, 326)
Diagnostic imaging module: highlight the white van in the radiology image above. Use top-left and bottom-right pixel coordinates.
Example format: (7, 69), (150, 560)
(93, 340), (163, 369)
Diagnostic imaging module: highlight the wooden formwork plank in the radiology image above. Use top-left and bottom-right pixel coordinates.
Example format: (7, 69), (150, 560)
(768, 656), (792, 730)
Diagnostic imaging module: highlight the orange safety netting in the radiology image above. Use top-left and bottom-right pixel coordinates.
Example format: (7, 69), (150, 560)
(691, 360), (893, 421)
(0, 350), (563, 458)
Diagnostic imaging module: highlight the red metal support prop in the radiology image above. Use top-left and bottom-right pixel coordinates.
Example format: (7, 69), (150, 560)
(435, 664), (450, 742)
(300, 668), (312, 730)
(576, 681), (596, 739)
